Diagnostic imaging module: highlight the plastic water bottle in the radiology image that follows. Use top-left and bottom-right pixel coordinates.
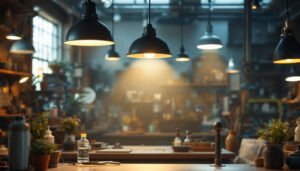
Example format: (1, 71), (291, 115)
(77, 133), (89, 163)
(8, 116), (30, 170)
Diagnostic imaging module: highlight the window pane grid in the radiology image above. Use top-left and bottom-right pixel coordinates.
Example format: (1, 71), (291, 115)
(32, 16), (60, 74)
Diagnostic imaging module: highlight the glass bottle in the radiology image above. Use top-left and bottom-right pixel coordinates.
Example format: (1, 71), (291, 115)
(77, 133), (89, 163)
(174, 128), (182, 146)
(184, 130), (191, 143)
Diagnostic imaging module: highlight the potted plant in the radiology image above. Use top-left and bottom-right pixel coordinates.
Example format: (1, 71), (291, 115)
(49, 60), (68, 74)
(30, 139), (56, 171)
(30, 112), (56, 171)
(61, 117), (81, 151)
(257, 119), (293, 170)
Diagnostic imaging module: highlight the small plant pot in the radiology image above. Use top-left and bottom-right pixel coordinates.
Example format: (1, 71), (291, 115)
(264, 144), (284, 170)
(254, 157), (264, 167)
(31, 154), (50, 171)
(48, 151), (61, 168)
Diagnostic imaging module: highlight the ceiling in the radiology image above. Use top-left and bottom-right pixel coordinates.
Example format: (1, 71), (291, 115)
(59, 0), (300, 22)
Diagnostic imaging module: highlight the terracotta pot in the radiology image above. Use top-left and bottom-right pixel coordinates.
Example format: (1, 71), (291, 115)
(225, 130), (239, 153)
(264, 144), (284, 170)
(31, 154), (50, 171)
(48, 151), (61, 168)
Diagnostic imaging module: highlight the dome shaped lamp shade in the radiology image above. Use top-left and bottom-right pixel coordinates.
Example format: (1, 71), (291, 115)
(176, 0), (189, 62)
(197, 0), (222, 50)
(285, 66), (300, 82)
(226, 57), (239, 74)
(64, 0), (114, 46)
(273, 0), (300, 64)
(105, 45), (120, 61)
(127, 0), (171, 58)
(176, 46), (189, 62)
(6, 32), (21, 40)
(10, 38), (35, 54)
(273, 29), (300, 64)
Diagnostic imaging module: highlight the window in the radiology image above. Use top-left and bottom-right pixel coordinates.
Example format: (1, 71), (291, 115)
(32, 16), (61, 75)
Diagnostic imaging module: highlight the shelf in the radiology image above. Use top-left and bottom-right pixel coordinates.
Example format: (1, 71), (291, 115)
(0, 113), (24, 117)
(162, 83), (227, 89)
(0, 69), (31, 77)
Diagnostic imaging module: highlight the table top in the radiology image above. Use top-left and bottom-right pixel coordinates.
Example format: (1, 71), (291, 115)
(61, 145), (235, 162)
(48, 164), (295, 171)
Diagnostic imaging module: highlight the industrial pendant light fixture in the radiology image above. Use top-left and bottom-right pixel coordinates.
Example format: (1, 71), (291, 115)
(176, 0), (189, 62)
(285, 66), (300, 82)
(226, 56), (239, 74)
(6, 31), (21, 40)
(65, 0), (114, 46)
(251, 0), (261, 10)
(10, 37), (35, 54)
(273, 0), (300, 64)
(127, 0), (172, 58)
(105, 0), (120, 61)
(197, 0), (222, 50)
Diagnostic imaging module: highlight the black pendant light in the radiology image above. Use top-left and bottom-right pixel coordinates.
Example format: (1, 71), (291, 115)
(6, 31), (21, 40)
(197, 0), (222, 50)
(285, 66), (300, 82)
(105, 0), (120, 61)
(127, 0), (172, 58)
(273, 0), (300, 64)
(226, 56), (239, 74)
(65, 0), (114, 46)
(10, 37), (35, 54)
(176, 0), (189, 62)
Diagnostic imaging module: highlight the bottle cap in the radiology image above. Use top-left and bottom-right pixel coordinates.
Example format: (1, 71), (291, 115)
(81, 133), (87, 138)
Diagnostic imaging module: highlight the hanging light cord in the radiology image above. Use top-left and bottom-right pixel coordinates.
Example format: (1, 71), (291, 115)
(180, 0), (183, 47)
(148, 0), (151, 24)
(111, 0), (114, 38)
(206, 0), (212, 33)
(285, 0), (290, 29)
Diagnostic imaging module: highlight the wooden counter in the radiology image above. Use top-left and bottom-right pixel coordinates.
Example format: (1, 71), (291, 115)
(61, 146), (235, 163)
(48, 164), (296, 171)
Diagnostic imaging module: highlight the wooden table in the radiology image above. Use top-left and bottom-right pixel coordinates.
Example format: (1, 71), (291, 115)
(48, 164), (297, 171)
(61, 146), (235, 163)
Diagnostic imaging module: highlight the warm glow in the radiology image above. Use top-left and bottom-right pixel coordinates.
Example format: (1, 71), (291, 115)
(176, 57), (189, 62)
(273, 59), (300, 64)
(64, 40), (114, 46)
(197, 44), (223, 50)
(10, 50), (35, 54)
(285, 76), (300, 82)
(105, 57), (120, 61)
(6, 35), (21, 40)
(227, 69), (240, 74)
(19, 77), (29, 84)
(127, 53), (172, 58)
(252, 5), (257, 10)
(144, 53), (155, 58)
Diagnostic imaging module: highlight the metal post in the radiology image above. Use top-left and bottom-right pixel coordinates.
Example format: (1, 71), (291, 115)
(210, 122), (224, 167)
(243, 0), (252, 68)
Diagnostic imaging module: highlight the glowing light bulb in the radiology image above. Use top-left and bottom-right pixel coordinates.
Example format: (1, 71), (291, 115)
(144, 53), (155, 58)
(19, 77), (29, 84)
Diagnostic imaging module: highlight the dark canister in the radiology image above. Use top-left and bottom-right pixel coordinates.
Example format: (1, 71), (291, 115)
(264, 144), (284, 170)
(286, 145), (300, 169)
(8, 116), (30, 170)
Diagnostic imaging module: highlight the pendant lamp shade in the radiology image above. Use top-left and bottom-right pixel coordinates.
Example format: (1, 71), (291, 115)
(273, 29), (300, 64)
(176, 0), (189, 62)
(65, 0), (114, 46)
(127, 0), (171, 59)
(6, 32), (21, 40)
(226, 57), (239, 74)
(197, 0), (222, 50)
(105, 46), (120, 60)
(176, 46), (189, 62)
(273, 0), (300, 64)
(127, 24), (171, 58)
(285, 66), (300, 82)
(10, 38), (35, 54)
(197, 33), (223, 50)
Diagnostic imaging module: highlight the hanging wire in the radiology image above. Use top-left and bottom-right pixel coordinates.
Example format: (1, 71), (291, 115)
(180, 0), (183, 47)
(112, 0), (114, 38)
(208, 0), (211, 26)
(148, 0), (151, 24)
